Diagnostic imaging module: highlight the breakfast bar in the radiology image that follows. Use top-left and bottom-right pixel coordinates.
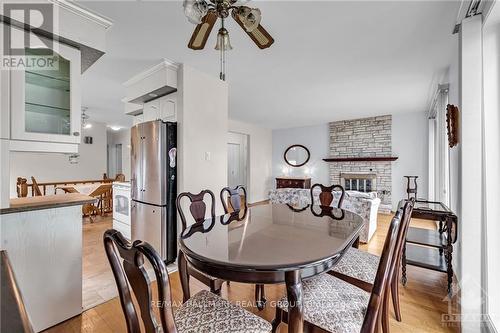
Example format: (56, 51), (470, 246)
(0, 194), (95, 332)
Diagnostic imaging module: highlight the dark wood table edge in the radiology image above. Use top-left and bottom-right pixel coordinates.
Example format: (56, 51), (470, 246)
(177, 219), (362, 333)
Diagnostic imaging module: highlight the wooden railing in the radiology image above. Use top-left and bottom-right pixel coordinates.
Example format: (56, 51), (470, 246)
(16, 175), (119, 217)
(16, 176), (113, 198)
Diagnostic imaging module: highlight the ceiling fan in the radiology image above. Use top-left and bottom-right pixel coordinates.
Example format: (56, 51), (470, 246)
(183, 0), (274, 80)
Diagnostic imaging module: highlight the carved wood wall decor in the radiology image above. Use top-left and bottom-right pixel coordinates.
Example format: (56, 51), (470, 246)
(446, 104), (459, 148)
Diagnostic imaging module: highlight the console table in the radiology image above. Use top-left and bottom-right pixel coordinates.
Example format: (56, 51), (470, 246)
(402, 200), (458, 294)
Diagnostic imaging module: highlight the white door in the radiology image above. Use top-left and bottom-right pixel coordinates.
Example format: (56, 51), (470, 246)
(228, 143), (242, 188)
(227, 132), (248, 189)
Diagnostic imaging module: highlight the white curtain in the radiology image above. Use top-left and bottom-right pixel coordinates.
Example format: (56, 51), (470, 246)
(428, 88), (450, 206)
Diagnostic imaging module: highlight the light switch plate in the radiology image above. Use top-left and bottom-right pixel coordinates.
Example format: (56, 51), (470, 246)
(205, 151), (211, 161)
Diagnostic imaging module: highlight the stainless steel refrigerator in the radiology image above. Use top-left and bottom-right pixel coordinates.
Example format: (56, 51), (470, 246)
(131, 120), (177, 264)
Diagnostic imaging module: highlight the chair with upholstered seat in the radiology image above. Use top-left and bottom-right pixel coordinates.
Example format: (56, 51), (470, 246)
(104, 229), (272, 333)
(328, 198), (415, 331)
(310, 183), (346, 208)
(272, 207), (403, 333)
(220, 185), (266, 310)
(176, 190), (227, 295)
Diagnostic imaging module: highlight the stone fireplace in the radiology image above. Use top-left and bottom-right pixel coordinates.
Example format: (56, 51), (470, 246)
(328, 115), (392, 205)
(340, 172), (377, 192)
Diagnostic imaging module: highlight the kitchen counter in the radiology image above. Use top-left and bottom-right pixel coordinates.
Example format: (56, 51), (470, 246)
(0, 193), (96, 215)
(0, 193), (93, 331)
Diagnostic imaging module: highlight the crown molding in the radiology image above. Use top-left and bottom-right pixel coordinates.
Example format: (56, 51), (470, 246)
(49, 0), (113, 29)
(123, 59), (180, 87)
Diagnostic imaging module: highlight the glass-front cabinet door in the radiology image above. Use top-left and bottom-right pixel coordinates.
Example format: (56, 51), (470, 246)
(10, 31), (81, 145)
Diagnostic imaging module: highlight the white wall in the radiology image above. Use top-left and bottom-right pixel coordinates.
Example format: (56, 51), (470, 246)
(177, 64), (228, 216)
(272, 124), (330, 186)
(483, 7), (500, 330)
(229, 119), (273, 203)
(391, 111), (429, 209)
(9, 122), (107, 197)
(107, 128), (131, 180)
(271, 119), (428, 210)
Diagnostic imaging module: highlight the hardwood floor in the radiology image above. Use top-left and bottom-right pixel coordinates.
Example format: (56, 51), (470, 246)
(46, 213), (459, 333)
(82, 216), (117, 310)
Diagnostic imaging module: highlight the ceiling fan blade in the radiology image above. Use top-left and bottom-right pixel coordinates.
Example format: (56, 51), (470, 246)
(232, 12), (274, 49)
(188, 11), (218, 50)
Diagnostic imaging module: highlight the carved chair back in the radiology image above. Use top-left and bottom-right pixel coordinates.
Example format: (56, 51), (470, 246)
(220, 185), (247, 213)
(30, 177), (43, 196)
(360, 209), (402, 332)
(176, 190), (216, 232)
(310, 183), (345, 208)
(390, 198), (415, 280)
(103, 229), (177, 333)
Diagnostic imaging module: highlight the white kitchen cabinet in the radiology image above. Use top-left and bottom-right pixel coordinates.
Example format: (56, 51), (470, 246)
(140, 94), (177, 123)
(133, 113), (144, 126)
(9, 31), (81, 147)
(159, 96), (176, 121)
(143, 99), (160, 122)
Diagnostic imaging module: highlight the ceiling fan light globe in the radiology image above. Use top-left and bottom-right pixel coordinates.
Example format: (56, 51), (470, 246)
(237, 6), (261, 32)
(183, 0), (208, 24)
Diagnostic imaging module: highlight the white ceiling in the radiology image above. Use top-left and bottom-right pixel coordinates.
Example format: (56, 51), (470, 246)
(80, 1), (460, 129)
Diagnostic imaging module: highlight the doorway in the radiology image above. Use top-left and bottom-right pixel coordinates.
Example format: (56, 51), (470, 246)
(227, 132), (249, 191)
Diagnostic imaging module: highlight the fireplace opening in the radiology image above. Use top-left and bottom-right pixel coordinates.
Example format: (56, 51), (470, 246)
(340, 173), (377, 193)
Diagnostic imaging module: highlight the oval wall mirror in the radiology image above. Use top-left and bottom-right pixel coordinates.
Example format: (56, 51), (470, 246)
(284, 144), (310, 167)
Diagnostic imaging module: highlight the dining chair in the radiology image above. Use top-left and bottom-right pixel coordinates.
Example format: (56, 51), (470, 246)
(30, 177), (43, 196)
(176, 190), (227, 294)
(57, 186), (78, 194)
(272, 208), (403, 333)
(310, 183), (346, 208)
(115, 173), (126, 182)
(220, 185), (247, 213)
(220, 185), (266, 310)
(83, 184), (113, 222)
(329, 198), (415, 331)
(103, 229), (272, 333)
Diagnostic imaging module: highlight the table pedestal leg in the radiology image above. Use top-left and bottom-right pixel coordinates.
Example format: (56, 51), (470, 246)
(177, 250), (190, 303)
(285, 270), (304, 333)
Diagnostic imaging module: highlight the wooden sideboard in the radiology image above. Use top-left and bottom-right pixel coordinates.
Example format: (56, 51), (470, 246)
(276, 177), (312, 189)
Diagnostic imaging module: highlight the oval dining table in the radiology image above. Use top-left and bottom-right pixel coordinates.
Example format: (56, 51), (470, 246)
(178, 203), (364, 333)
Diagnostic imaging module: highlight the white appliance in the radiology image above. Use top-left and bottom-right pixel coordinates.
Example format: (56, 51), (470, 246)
(113, 182), (131, 240)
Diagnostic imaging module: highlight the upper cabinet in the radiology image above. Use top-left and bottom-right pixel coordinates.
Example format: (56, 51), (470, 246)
(10, 34), (81, 146)
(0, 1), (112, 153)
(123, 60), (178, 125)
(143, 94), (177, 123)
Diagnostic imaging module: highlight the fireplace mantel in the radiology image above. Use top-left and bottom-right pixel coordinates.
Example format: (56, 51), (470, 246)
(323, 156), (398, 162)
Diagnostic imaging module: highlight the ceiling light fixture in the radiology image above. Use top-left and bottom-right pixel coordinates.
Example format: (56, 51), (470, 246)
(84, 123), (93, 129)
(108, 126), (121, 131)
(183, 0), (274, 81)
